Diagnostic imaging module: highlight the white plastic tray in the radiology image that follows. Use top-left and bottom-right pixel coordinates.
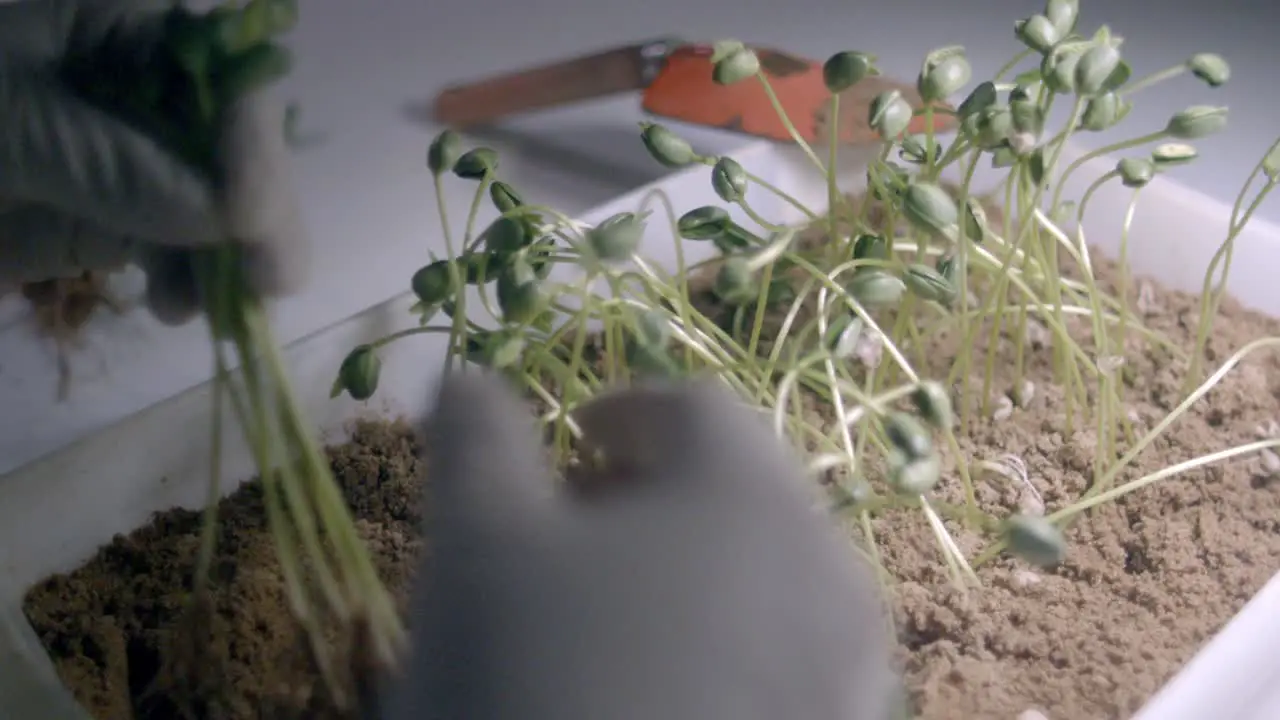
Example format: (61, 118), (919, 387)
(1, 139), (1277, 718)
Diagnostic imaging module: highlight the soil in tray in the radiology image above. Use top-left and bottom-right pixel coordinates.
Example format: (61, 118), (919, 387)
(22, 256), (1280, 719)
(23, 420), (426, 720)
(879, 255), (1280, 718)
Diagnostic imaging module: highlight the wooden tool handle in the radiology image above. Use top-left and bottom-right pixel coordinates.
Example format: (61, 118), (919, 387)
(432, 41), (672, 128)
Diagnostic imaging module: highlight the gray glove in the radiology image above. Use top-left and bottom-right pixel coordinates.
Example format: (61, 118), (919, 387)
(387, 373), (898, 720)
(0, 0), (307, 324)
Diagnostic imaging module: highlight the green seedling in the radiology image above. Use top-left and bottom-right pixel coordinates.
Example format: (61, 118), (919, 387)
(337, 0), (1280, 593)
(61, 0), (403, 707)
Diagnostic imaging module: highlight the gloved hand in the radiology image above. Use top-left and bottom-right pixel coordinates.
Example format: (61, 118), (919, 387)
(0, 0), (307, 325)
(388, 373), (899, 720)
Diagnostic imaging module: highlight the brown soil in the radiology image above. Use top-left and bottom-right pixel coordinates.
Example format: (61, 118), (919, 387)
(21, 251), (1280, 719)
(880, 255), (1280, 719)
(23, 420), (427, 720)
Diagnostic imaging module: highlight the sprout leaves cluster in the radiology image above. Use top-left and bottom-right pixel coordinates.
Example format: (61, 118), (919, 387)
(339, 0), (1280, 589)
(66, 0), (413, 699)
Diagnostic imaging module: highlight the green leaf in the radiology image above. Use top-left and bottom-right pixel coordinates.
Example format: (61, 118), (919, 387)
(454, 147), (499, 179)
(428, 131), (462, 175)
(336, 345), (381, 401)
(890, 453), (942, 495)
(1012, 67), (1044, 88)
(1004, 514), (1067, 568)
(713, 257), (756, 305)
(713, 48), (760, 85)
(883, 412), (933, 460)
(496, 259), (545, 325)
(640, 122), (699, 167)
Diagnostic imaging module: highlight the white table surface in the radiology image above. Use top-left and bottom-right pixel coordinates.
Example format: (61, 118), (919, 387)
(1, 0), (1276, 475)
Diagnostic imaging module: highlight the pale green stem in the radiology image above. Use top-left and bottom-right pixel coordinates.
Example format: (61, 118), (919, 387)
(432, 172), (463, 373)
(753, 72), (828, 174)
(1120, 65), (1187, 97)
(1089, 337), (1280, 497)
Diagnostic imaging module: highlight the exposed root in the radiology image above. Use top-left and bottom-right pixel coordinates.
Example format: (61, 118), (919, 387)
(19, 270), (128, 401)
